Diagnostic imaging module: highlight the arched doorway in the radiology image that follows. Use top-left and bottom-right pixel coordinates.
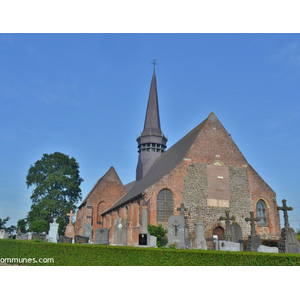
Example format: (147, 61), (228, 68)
(213, 226), (225, 240)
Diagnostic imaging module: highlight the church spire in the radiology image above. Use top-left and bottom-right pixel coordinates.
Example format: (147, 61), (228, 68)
(136, 63), (167, 181)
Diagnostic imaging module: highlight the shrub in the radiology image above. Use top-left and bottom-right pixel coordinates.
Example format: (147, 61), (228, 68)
(148, 224), (167, 247)
(1, 240), (300, 266)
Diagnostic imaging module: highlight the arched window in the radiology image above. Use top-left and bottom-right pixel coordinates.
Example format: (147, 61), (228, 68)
(157, 189), (174, 222)
(97, 201), (106, 226)
(256, 199), (268, 226)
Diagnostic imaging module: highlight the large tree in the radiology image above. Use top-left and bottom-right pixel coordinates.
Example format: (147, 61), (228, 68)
(26, 152), (84, 235)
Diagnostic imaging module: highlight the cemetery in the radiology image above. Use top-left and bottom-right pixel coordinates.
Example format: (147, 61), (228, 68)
(1, 199), (300, 266)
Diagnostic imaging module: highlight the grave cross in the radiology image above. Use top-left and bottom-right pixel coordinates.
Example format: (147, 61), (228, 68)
(67, 210), (75, 225)
(219, 209), (232, 230)
(277, 199), (293, 229)
(245, 211), (260, 235)
(177, 203), (186, 217)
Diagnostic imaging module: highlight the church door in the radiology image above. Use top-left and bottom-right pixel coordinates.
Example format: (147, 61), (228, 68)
(213, 226), (225, 240)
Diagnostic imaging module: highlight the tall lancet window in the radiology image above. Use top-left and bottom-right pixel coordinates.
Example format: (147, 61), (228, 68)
(157, 189), (174, 222)
(256, 199), (268, 226)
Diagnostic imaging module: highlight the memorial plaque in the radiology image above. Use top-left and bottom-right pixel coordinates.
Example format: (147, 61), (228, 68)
(139, 233), (148, 246)
(74, 235), (89, 244)
(59, 236), (73, 243)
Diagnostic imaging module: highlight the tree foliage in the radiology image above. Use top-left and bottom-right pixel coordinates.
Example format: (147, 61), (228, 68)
(0, 216), (10, 230)
(26, 152), (83, 234)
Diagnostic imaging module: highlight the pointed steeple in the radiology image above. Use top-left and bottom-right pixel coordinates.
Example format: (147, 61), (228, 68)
(136, 65), (167, 181)
(141, 68), (162, 137)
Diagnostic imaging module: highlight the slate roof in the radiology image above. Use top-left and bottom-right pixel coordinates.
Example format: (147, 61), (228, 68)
(102, 115), (209, 214)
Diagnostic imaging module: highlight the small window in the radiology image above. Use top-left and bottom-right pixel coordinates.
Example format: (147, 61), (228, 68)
(256, 199), (268, 226)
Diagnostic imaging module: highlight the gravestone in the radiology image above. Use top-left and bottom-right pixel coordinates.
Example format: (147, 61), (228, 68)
(277, 199), (300, 253)
(113, 218), (127, 246)
(218, 241), (242, 252)
(138, 208), (150, 246)
(74, 235), (89, 244)
(257, 245), (279, 253)
(95, 228), (109, 245)
(32, 233), (46, 241)
(168, 215), (186, 248)
(0, 229), (5, 239)
(228, 215), (243, 244)
(16, 232), (29, 240)
(65, 210), (75, 239)
(48, 218), (59, 243)
(59, 235), (73, 243)
(245, 211), (261, 252)
(194, 220), (207, 250)
(83, 223), (93, 243)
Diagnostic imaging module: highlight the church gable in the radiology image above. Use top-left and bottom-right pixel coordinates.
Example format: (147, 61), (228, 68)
(75, 166), (127, 237)
(186, 112), (248, 166)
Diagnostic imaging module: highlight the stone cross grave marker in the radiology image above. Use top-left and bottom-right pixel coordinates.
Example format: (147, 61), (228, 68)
(245, 211), (261, 252)
(177, 203), (190, 248)
(277, 199), (300, 253)
(219, 209), (234, 241)
(65, 210), (75, 239)
(67, 210), (75, 224)
(277, 199), (293, 229)
(245, 211), (259, 235)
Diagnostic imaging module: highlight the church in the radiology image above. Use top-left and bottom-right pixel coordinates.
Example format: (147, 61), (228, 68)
(74, 67), (281, 248)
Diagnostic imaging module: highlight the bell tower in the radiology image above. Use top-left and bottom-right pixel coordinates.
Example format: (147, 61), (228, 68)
(136, 63), (167, 181)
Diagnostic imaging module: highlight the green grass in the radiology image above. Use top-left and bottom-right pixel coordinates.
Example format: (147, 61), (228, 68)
(1, 239), (300, 266)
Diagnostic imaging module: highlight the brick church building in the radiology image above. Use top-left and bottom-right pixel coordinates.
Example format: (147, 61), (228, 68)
(74, 67), (281, 247)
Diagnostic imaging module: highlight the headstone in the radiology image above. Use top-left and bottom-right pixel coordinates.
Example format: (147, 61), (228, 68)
(48, 218), (59, 243)
(74, 235), (89, 244)
(257, 245), (279, 253)
(83, 223), (93, 243)
(150, 235), (157, 247)
(194, 220), (207, 250)
(16, 232), (29, 240)
(228, 215), (243, 243)
(218, 240), (242, 252)
(113, 218), (127, 246)
(65, 210), (75, 239)
(58, 235), (73, 243)
(138, 208), (151, 246)
(245, 211), (261, 252)
(32, 233), (46, 241)
(277, 199), (300, 253)
(168, 215), (186, 248)
(0, 229), (5, 239)
(95, 228), (109, 245)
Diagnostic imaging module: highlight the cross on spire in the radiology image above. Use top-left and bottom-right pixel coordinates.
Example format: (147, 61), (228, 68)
(67, 210), (75, 225)
(151, 59), (158, 68)
(277, 199), (293, 228)
(245, 211), (260, 235)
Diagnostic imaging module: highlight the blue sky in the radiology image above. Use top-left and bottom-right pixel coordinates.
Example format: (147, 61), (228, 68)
(1, 33), (300, 229)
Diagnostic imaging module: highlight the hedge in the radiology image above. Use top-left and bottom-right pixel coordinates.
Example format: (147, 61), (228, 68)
(1, 239), (300, 266)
